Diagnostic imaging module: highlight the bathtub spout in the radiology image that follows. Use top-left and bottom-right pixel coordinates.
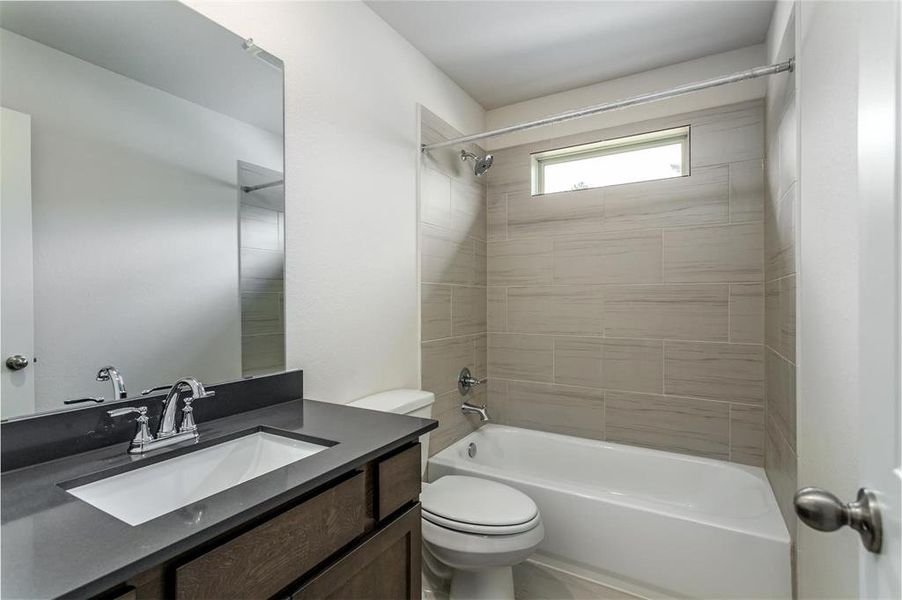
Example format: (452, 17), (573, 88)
(462, 401), (490, 422)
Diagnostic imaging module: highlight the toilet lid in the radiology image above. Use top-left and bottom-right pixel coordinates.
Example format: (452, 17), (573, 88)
(421, 476), (539, 530)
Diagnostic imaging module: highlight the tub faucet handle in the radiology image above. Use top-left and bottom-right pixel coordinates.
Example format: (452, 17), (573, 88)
(458, 367), (486, 395)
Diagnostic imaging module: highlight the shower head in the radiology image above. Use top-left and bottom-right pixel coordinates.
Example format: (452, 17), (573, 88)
(460, 150), (494, 176)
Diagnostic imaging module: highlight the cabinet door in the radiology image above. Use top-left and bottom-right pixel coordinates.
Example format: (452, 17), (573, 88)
(376, 443), (421, 521)
(175, 473), (366, 600)
(293, 504), (421, 600)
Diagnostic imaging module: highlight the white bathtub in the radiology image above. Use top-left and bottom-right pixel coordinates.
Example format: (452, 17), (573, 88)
(427, 425), (791, 599)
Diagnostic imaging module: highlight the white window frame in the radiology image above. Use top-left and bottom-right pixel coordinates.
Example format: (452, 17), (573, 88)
(531, 126), (691, 195)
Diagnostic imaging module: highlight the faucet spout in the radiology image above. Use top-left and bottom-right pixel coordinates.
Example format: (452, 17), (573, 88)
(158, 377), (214, 438)
(461, 401), (490, 423)
(96, 366), (127, 399)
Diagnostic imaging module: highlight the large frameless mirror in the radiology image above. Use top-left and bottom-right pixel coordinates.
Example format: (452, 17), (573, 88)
(0, 1), (285, 419)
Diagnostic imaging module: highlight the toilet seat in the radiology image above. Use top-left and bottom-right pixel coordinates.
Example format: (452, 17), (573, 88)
(423, 508), (541, 535)
(421, 476), (540, 535)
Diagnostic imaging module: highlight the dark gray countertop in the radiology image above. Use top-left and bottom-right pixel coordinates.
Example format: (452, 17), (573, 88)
(0, 399), (436, 599)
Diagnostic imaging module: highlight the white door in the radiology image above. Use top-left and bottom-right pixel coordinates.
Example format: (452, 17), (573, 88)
(0, 107), (35, 418)
(856, 1), (901, 596)
(796, 1), (901, 597)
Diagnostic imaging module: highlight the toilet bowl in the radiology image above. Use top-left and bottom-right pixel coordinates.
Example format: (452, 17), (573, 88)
(421, 476), (544, 600)
(347, 389), (544, 600)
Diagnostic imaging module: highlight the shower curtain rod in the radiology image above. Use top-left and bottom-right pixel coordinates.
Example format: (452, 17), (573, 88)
(421, 59), (794, 152)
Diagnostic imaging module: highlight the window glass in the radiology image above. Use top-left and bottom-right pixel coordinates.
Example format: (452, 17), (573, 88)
(533, 127), (689, 195)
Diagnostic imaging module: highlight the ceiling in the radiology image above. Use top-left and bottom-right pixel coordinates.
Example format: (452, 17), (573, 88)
(0, 1), (283, 134)
(366, 0), (775, 109)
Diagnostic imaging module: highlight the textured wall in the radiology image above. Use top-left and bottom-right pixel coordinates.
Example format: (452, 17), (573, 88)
(484, 101), (767, 464)
(419, 108), (488, 455)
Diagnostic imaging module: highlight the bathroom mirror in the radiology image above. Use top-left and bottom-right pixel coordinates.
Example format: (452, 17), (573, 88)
(0, 1), (285, 419)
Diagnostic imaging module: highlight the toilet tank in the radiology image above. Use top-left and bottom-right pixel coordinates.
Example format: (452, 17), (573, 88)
(348, 389), (434, 476)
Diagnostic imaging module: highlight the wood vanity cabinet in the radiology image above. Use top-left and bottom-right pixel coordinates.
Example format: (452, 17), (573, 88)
(290, 504), (421, 600)
(102, 442), (422, 600)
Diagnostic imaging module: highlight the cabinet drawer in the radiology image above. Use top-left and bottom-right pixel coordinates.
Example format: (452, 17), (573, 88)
(174, 472), (366, 600)
(292, 504), (422, 600)
(377, 443), (421, 521)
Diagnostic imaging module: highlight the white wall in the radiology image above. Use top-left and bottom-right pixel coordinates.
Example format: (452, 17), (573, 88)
(796, 1), (862, 597)
(484, 44), (767, 150)
(0, 29), (283, 409)
(186, 1), (485, 403)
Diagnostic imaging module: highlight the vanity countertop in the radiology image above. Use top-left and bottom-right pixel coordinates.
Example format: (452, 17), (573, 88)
(0, 398), (436, 599)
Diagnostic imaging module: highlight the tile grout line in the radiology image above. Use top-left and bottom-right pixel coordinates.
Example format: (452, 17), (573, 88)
(727, 282), (732, 343)
(487, 215), (766, 244)
(485, 281), (763, 288)
(765, 343), (796, 367)
(767, 407), (798, 457)
(479, 331), (763, 347)
(763, 272), (797, 286)
(504, 191), (509, 242)
(494, 375), (764, 408)
(728, 404), (733, 461)
(727, 162), (733, 225)
(602, 389), (607, 441)
(662, 339), (667, 396)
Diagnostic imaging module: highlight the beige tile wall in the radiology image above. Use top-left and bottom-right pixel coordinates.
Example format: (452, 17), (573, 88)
(484, 101), (766, 465)
(764, 68), (799, 539)
(420, 107), (488, 456)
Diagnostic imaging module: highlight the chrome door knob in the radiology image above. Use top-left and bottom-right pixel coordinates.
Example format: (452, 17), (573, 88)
(794, 487), (882, 553)
(5, 355), (29, 371)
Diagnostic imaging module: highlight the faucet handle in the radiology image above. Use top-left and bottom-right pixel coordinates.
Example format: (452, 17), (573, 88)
(107, 406), (147, 419)
(141, 385), (170, 396)
(178, 387), (215, 433)
(458, 367), (486, 395)
(179, 398), (197, 433)
(63, 396), (105, 405)
(107, 406), (154, 449)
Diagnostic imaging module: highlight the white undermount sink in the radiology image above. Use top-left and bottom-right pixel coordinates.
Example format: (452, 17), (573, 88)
(67, 430), (329, 526)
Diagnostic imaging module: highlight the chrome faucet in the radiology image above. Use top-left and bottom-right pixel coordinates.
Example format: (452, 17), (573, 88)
(96, 366), (127, 399)
(159, 377), (213, 437)
(458, 367), (490, 422)
(107, 376), (214, 454)
(461, 401), (490, 422)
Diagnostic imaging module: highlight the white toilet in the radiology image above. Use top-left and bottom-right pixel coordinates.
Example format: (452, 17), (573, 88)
(348, 389), (544, 600)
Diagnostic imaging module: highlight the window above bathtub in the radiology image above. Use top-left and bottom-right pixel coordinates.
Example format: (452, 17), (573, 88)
(531, 126), (690, 195)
